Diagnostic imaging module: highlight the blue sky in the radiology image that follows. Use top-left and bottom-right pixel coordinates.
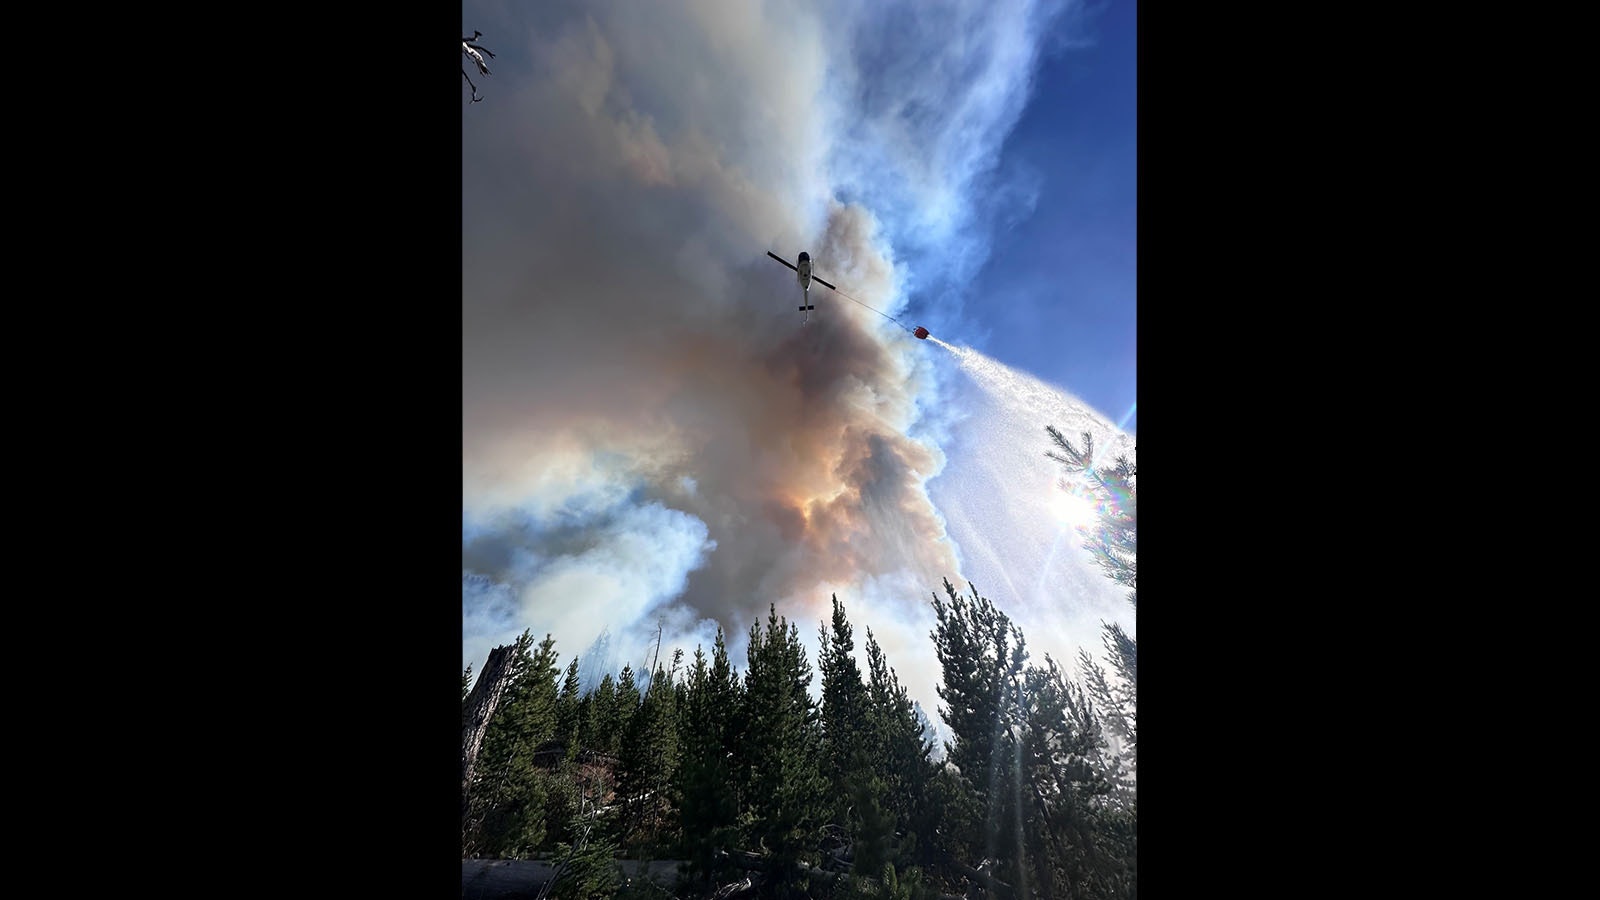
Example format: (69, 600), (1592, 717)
(972, 0), (1136, 434)
(461, 0), (1136, 720)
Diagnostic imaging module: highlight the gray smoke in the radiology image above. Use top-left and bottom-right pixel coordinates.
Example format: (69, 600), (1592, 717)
(461, 0), (1090, 717)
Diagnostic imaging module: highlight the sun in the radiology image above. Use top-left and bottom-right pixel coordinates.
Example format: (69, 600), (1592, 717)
(1049, 483), (1100, 530)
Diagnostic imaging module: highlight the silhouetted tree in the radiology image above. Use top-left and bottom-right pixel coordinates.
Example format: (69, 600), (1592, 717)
(1047, 426), (1136, 803)
(1015, 655), (1131, 899)
(819, 597), (872, 818)
(931, 579), (1136, 900)
(741, 604), (826, 895)
(931, 579), (1028, 874)
(1045, 427), (1136, 602)
(863, 627), (935, 866)
(675, 628), (745, 886)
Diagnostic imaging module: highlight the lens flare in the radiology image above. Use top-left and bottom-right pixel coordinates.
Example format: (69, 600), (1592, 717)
(1049, 482), (1099, 530)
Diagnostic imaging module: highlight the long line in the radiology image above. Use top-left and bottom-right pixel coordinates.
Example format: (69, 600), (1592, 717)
(828, 283), (915, 333)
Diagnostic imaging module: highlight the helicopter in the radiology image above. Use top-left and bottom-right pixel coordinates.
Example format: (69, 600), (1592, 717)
(463, 31), (495, 103)
(766, 251), (837, 325)
(765, 250), (930, 338)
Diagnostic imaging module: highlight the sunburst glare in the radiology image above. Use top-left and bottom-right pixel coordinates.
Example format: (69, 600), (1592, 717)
(1050, 481), (1100, 530)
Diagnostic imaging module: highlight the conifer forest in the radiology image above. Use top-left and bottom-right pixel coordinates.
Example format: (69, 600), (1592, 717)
(462, 429), (1136, 899)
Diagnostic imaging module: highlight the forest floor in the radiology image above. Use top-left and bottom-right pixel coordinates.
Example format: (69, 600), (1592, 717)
(462, 858), (688, 898)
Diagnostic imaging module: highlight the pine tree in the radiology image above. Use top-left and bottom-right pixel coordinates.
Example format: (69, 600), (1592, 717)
(557, 657), (582, 756)
(708, 627), (744, 804)
(1045, 427), (1136, 603)
(675, 629), (744, 886)
(863, 627), (934, 865)
(741, 604), (827, 894)
(818, 596), (873, 828)
(616, 662), (680, 853)
(1014, 655), (1131, 900)
(465, 631), (564, 857)
(1047, 426), (1136, 811)
(614, 663), (641, 755)
(676, 645), (716, 881)
(670, 647), (687, 723)
(931, 579), (1136, 900)
(1076, 648), (1136, 811)
(929, 580), (1028, 876)
(573, 692), (592, 753)
(584, 673), (618, 756)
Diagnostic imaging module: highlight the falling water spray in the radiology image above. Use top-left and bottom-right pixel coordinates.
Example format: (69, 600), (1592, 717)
(921, 334), (1135, 658)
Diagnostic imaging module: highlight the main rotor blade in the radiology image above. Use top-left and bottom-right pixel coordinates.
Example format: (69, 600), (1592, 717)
(766, 251), (798, 272)
(813, 276), (837, 291)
